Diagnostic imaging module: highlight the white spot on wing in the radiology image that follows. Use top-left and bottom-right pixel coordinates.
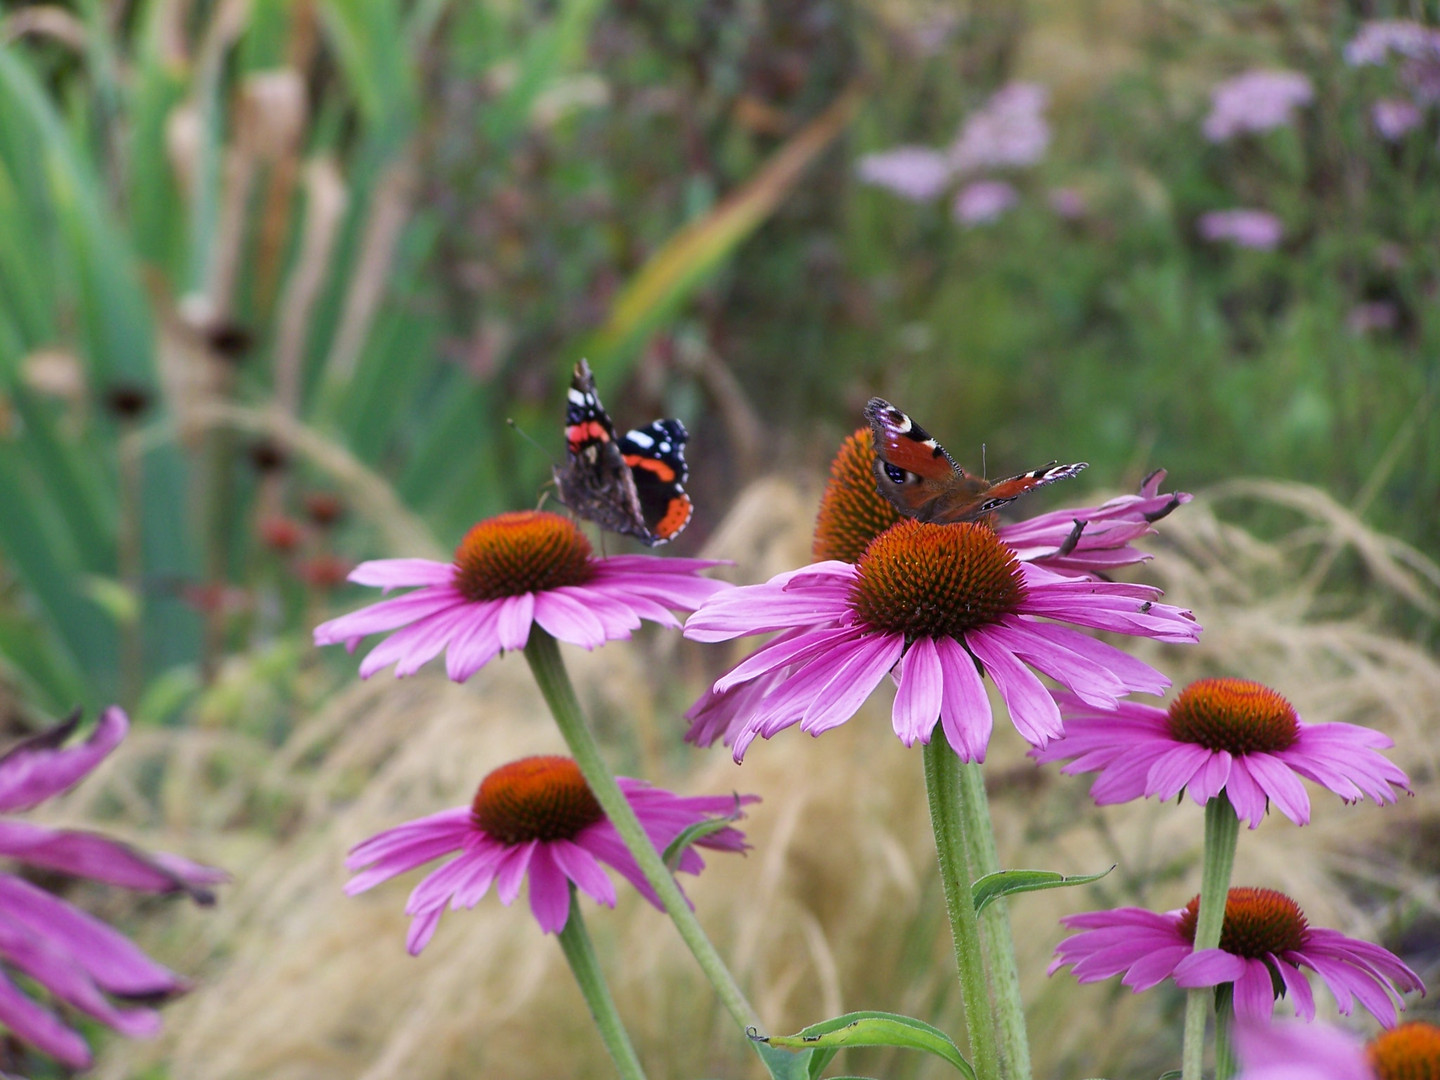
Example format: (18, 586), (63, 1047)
(626, 429), (655, 448)
(568, 388), (587, 405)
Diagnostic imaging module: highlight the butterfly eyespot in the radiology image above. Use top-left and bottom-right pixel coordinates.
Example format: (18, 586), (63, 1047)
(883, 463), (909, 484)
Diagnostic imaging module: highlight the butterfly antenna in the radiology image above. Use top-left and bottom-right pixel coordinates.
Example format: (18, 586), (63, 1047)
(505, 417), (556, 466)
(981, 442), (988, 479)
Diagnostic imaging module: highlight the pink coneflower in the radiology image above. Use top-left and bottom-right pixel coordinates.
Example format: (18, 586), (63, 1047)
(1051, 888), (1424, 1026)
(346, 755), (755, 952)
(855, 146), (953, 202)
(1344, 21), (1440, 67)
(0, 708), (226, 1068)
(1032, 678), (1410, 827)
(950, 82), (1051, 173)
(1203, 70), (1314, 141)
(314, 510), (728, 680)
(953, 179), (1019, 225)
(684, 518), (1198, 762)
(1368, 1022), (1440, 1077)
(1199, 209), (1284, 250)
(691, 438), (1193, 751)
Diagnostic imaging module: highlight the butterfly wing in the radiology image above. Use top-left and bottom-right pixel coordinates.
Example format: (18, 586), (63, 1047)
(619, 419), (692, 544)
(968, 461), (1089, 517)
(552, 361), (650, 540)
(864, 397), (1088, 523)
(863, 397), (984, 522)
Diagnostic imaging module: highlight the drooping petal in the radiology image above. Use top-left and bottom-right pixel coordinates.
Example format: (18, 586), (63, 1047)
(0, 821), (222, 899)
(0, 966), (91, 1067)
(800, 633), (905, 736)
(495, 593), (536, 652)
(525, 846), (573, 934)
(313, 586), (467, 645)
(550, 840), (617, 908)
(533, 590), (610, 649)
(935, 638), (992, 761)
(0, 707), (127, 813)
(892, 637), (944, 746)
(966, 630), (1063, 747)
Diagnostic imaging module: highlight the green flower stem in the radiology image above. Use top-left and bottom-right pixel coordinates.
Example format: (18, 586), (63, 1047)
(1181, 793), (1240, 1080)
(955, 762), (1032, 1080)
(1212, 984), (1236, 1080)
(556, 888), (650, 1080)
(924, 731), (1001, 1080)
(524, 628), (761, 1037)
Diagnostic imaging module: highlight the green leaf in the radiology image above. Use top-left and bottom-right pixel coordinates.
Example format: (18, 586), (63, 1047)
(971, 867), (1114, 915)
(751, 1011), (974, 1079)
(661, 796), (746, 871)
(581, 83), (864, 384)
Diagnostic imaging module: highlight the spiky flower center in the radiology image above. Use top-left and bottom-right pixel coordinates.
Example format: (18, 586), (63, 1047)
(1368, 1021), (1440, 1080)
(452, 511), (595, 602)
(850, 520), (1027, 641)
(813, 428), (902, 563)
(471, 756), (605, 844)
(1165, 678), (1299, 755)
(1178, 887), (1308, 958)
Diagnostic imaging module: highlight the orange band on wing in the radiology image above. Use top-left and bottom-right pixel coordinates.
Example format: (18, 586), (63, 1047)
(622, 454), (677, 483)
(653, 494), (693, 540)
(567, 421), (612, 447)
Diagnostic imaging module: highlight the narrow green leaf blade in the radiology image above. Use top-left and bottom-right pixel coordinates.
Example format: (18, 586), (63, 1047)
(972, 867), (1115, 915)
(751, 1011), (974, 1078)
(661, 796), (746, 870)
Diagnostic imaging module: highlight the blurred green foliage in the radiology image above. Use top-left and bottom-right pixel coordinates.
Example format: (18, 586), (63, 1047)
(0, 0), (1436, 726)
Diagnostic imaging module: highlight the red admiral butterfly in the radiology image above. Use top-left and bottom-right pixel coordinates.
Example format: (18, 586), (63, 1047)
(553, 360), (693, 545)
(864, 397), (1087, 523)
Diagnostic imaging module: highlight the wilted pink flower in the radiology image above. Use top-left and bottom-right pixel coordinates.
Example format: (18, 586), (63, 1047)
(950, 82), (1051, 173)
(0, 708), (226, 1068)
(1372, 98), (1424, 139)
(855, 146), (953, 202)
(1203, 70), (1314, 141)
(1234, 1017), (1372, 1080)
(1033, 678), (1410, 828)
(684, 519), (1198, 762)
(347, 755), (754, 951)
(314, 511), (728, 681)
(953, 179), (1019, 225)
(1198, 208), (1284, 250)
(1051, 888), (1424, 1026)
(1347, 301), (1399, 335)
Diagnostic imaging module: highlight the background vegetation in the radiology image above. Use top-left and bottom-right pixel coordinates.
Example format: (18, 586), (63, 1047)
(1, 0), (1437, 1075)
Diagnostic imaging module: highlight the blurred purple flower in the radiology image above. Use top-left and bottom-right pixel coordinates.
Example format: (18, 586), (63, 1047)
(1372, 98), (1424, 139)
(1047, 186), (1087, 219)
(953, 180), (1019, 225)
(0, 708), (226, 1068)
(1234, 1017), (1372, 1080)
(854, 146), (953, 202)
(1347, 301), (1399, 335)
(1203, 70), (1314, 141)
(950, 82), (1051, 173)
(1345, 21), (1440, 103)
(1344, 20), (1440, 66)
(1198, 208), (1283, 250)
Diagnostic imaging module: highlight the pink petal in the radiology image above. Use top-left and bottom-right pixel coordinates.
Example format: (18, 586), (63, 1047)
(406, 908), (444, 955)
(799, 634), (904, 737)
(0, 707), (127, 813)
(533, 590), (609, 649)
(892, 638), (944, 746)
(1242, 754), (1312, 826)
(550, 840), (617, 908)
(0, 821), (223, 899)
(0, 875), (182, 996)
(0, 966), (91, 1067)
(526, 846), (572, 934)
(348, 559), (455, 589)
(495, 841), (536, 906)
(966, 630), (1063, 746)
(313, 587), (466, 645)
(495, 593), (535, 652)
(935, 638), (992, 761)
